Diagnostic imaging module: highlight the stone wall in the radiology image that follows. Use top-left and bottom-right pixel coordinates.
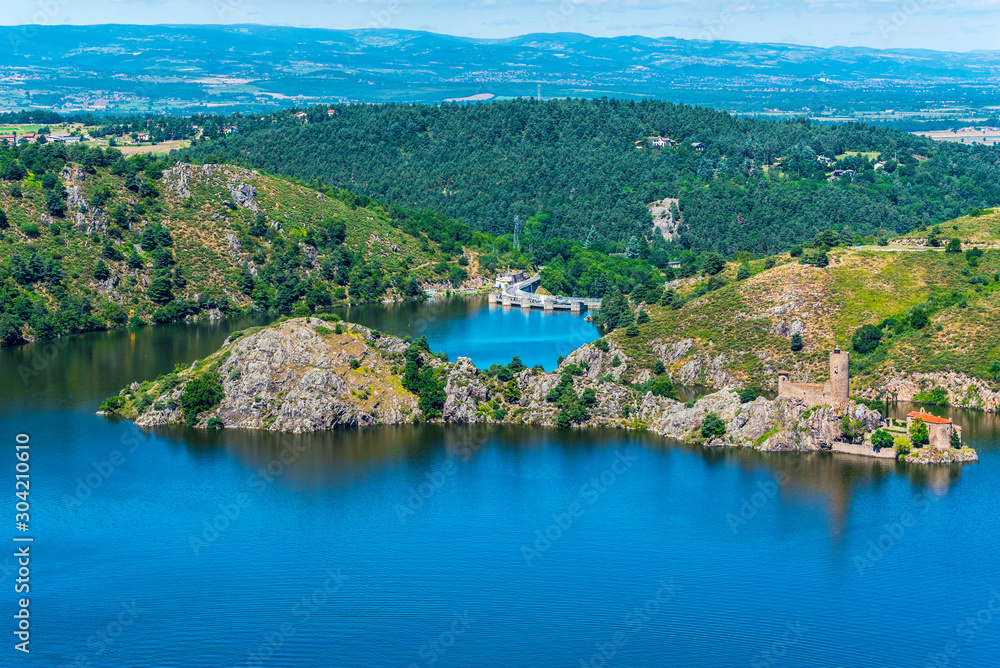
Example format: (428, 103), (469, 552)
(776, 350), (850, 409)
(778, 380), (830, 407)
(928, 422), (952, 449)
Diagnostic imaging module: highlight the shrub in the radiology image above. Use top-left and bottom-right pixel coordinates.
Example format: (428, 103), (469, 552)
(701, 413), (726, 438)
(636, 310), (650, 324)
(634, 375), (676, 399)
(625, 324), (639, 337)
(950, 429), (961, 448)
(654, 360), (665, 375)
(909, 421), (929, 448)
(206, 417), (224, 429)
(401, 341), (446, 419)
(852, 324), (882, 355)
(99, 395), (125, 412)
(546, 372), (575, 403)
(840, 415), (864, 443)
(738, 388), (756, 403)
(503, 383), (522, 403)
(871, 429), (893, 452)
(763, 257), (776, 269)
(702, 253), (726, 275)
(945, 238), (961, 253)
(611, 354), (622, 367)
(349, 358), (361, 370)
(913, 386), (948, 405)
(593, 338), (609, 352)
(134, 393), (153, 413)
(909, 308), (929, 330)
(893, 437), (911, 456)
(790, 332), (803, 351)
(736, 264), (751, 281)
(179, 373), (225, 424)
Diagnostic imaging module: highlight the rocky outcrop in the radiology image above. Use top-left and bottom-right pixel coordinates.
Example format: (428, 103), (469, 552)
(443, 358), (492, 422)
(163, 164), (192, 198)
(232, 182), (257, 208)
(106, 318), (976, 464)
(637, 390), (883, 452)
(861, 371), (1000, 413)
(903, 447), (979, 464)
(133, 318), (419, 432)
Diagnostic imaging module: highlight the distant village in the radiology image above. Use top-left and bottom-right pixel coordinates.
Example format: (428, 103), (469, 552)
(0, 131), (85, 147)
(636, 135), (898, 181)
(0, 128), (177, 148)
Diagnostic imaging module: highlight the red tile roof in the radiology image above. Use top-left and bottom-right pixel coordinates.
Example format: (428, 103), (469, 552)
(907, 411), (952, 425)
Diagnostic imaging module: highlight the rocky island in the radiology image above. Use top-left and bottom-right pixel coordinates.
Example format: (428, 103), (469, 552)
(101, 316), (977, 464)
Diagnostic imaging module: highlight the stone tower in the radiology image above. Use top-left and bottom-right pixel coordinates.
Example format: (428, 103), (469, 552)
(828, 347), (850, 407)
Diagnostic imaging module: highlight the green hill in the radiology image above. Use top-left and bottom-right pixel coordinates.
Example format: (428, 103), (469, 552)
(177, 100), (1000, 256)
(0, 145), (500, 346)
(894, 207), (1000, 246)
(607, 228), (1000, 408)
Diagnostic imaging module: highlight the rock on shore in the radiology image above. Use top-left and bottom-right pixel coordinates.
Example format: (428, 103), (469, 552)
(104, 317), (977, 463)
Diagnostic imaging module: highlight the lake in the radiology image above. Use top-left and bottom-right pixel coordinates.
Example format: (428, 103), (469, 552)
(3, 299), (998, 667)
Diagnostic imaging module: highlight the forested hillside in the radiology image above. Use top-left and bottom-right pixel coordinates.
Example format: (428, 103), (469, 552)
(177, 99), (1000, 255)
(0, 139), (677, 346)
(0, 141), (507, 346)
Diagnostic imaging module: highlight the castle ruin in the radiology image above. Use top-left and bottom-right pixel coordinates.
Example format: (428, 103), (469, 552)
(778, 348), (850, 410)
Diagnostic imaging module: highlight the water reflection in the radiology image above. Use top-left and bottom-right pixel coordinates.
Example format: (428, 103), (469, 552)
(146, 413), (984, 547)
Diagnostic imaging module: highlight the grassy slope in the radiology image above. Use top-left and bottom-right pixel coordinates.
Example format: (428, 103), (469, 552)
(615, 225), (1000, 390)
(0, 162), (481, 333)
(895, 207), (1000, 245)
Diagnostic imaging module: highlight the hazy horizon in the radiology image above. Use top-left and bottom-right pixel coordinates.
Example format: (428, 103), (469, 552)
(3, 0), (999, 53)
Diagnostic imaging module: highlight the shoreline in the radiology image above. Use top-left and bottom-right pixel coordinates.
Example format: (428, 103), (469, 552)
(101, 317), (978, 465)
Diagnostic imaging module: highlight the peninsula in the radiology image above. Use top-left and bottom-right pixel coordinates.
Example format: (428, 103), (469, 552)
(100, 316), (977, 464)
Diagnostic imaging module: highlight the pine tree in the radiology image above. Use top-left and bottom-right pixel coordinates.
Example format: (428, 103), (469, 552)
(126, 248), (144, 270)
(625, 235), (640, 259)
(237, 263), (255, 295)
(94, 260), (110, 281)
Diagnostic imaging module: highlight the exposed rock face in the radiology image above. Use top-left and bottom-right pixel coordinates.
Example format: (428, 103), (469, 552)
(648, 197), (681, 241)
(903, 447), (979, 464)
(163, 164), (192, 198)
(232, 183), (257, 208)
(443, 358), (492, 423)
(111, 318), (975, 463)
(135, 318), (418, 432)
(862, 371), (1000, 413)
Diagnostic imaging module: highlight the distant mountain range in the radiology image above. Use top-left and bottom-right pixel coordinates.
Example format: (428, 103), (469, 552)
(2, 25), (999, 114)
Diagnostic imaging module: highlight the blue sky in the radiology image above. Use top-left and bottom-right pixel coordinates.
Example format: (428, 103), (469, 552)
(4, 0), (999, 51)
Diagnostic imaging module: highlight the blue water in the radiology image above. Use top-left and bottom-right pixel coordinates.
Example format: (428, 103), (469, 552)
(3, 307), (1000, 667)
(335, 297), (600, 370)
